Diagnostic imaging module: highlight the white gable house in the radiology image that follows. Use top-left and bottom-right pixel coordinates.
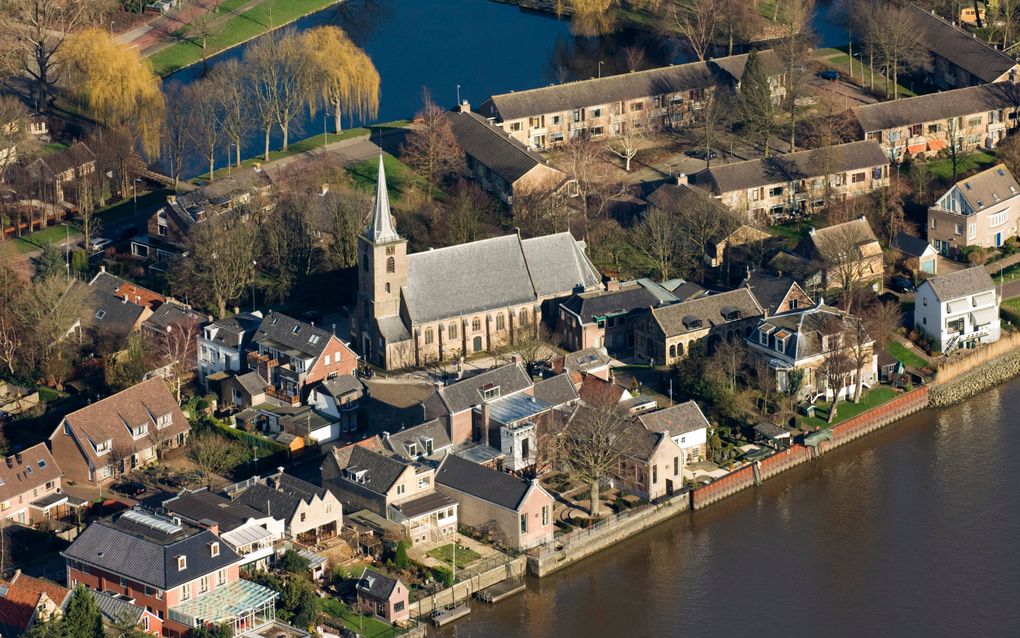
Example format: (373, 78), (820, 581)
(915, 266), (1000, 353)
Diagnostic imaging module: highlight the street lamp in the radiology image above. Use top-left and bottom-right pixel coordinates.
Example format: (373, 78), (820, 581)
(133, 178), (142, 217)
(598, 60), (604, 79)
(251, 260), (257, 311)
(61, 222), (69, 281)
(323, 109), (332, 148)
(227, 143), (234, 176)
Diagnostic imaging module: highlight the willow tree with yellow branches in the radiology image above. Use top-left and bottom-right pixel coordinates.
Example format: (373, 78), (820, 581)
(302, 26), (380, 134)
(59, 28), (165, 160)
(557, 0), (661, 36)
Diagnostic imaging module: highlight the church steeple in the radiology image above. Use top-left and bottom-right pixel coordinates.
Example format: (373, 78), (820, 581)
(366, 153), (400, 244)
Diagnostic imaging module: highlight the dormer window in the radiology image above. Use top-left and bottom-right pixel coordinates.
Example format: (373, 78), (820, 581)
(423, 437), (434, 455)
(177, 555), (187, 571)
(95, 439), (112, 455)
(209, 542), (220, 557)
(481, 385), (500, 401)
(156, 413), (172, 429)
(406, 442), (418, 457)
(131, 423), (148, 438)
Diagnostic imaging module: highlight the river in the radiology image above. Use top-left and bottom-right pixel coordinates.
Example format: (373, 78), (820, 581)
(435, 377), (1020, 638)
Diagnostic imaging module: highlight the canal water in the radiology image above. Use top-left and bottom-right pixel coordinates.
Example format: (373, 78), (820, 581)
(163, 0), (848, 178)
(435, 377), (1020, 637)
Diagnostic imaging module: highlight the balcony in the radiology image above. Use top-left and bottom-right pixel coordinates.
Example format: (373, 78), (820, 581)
(247, 351), (277, 367)
(266, 386), (301, 407)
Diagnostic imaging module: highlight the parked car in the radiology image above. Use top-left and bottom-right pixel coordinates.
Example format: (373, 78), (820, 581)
(112, 481), (146, 498)
(88, 237), (112, 253)
(891, 276), (915, 293)
(818, 69), (840, 81)
(685, 148), (718, 160)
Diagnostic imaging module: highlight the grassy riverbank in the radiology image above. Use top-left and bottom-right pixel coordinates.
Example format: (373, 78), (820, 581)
(148, 0), (338, 76)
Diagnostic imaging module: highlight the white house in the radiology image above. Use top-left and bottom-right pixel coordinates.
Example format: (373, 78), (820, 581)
(197, 311), (263, 390)
(915, 266), (1000, 352)
(636, 401), (710, 466)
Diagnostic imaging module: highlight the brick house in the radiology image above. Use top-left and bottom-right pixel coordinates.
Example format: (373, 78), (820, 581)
(354, 157), (601, 370)
(131, 166), (272, 260)
(356, 569), (409, 624)
(793, 217), (884, 294)
(479, 51), (784, 149)
(231, 471), (342, 544)
(62, 508), (280, 637)
(435, 454), (554, 550)
(692, 141), (890, 221)
(928, 163), (1020, 257)
(616, 423), (684, 501)
(635, 288), (763, 365)
(741, 270), (814, 316)
(637, 401), (711, 467)
(745, 304), (877, 401)
(0, 443), (77, 526)
(197, 311), (263, 390)
(0, 572), (70, 637)
(446, 105), (570, 204)
(22, 142), (96, 203)
(558, 279), (677, 356)
(321, 445), (457, 546)
(248, 311), (358, 406)
(49, 378), (190, 485)
(422, 364), (534, 444)
(75, 270), (164, 348)
(853, 82), (1020, 163)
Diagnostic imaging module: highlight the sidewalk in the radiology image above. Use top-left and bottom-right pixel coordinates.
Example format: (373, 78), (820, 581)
(118, 0), (264, 56)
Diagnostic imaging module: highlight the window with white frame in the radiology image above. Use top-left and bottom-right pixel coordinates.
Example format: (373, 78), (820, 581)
(969, 223), (977, 239)
(990, 211), (1008, 227)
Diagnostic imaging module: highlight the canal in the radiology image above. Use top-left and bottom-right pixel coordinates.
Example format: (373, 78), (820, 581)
(435, 377), (1020, 637)
(163, 0), (849, 178)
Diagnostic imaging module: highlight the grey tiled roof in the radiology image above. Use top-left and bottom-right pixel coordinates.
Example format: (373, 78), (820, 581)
(742, 271), (803, 316)
(318, 374), (364, 401)
(357, 568), (399, 600)
(894, 231), (934, 258)
(93, 590), (145, 626)
(436, 454), (533, 510)
(236, 472), (327, 520)
(532, 374), (578, 407)
(62, 514), (240, 589)
(949, 163), (1020, 213)
(561, 284), (662, 324)
(433, 364), (533, 414)
(749, 304), (862, 360)
(923, 266), (995, 301)
(798, 217), (880, 264)
(651, 288), (763, 337)
(253, 311), (332, 359)
(330, 445), (408, 496)
(39, 142), (95, 175)
(392, 491), (456, 518)
(402, 232), (600, 325)
(619, 422), (664, 462)
(143, 301), (203, 332)
(162, 488), (268, 532)
(446, 110), (550, 183)
(206, 311), (263, 348)
(480, 51), (779, 121)
(559, 347), (612, 374)
(236, 371), (268, 396)
(638, 401), (710, 437)
(646, 182), (731, 217)
(853, 82), (1020, 132)
(908, 3), (1018, 84)
(768, 250), (821, 282)
(79, 285), (145, 340)
(697, 141), (887, 193)
(382, 419), (452, 460)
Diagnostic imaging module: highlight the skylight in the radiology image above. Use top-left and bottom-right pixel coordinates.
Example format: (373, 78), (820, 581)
(37, 460), (46, 469)
(292, 326), (302, 335)
(95, 309), (106, 319)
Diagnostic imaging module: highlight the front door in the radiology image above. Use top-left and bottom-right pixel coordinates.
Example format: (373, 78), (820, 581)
(472, 336), (482, 352)
(996, 232), (1003, 247)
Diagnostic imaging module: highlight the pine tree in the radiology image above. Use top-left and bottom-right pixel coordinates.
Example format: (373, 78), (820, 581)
(62, 586), (104, 638)
(737, 50), (778, 157)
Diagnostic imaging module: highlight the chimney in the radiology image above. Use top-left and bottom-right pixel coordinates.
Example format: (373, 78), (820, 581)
(676, 173), (688, 186)
(167, 194), (177, 205)
(459, 100), (471, 113)
(321, 183), (329, 196)
(254, 162), (263, 172)
(604, 276), (621, 292)
(99, 265), (106, 273)
(382, 431), (390, 440)
(808, 226), (816, 235)
(480, 402), (491, 447)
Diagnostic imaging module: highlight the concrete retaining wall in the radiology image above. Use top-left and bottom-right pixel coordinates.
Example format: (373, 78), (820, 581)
(526, 493), (690, 577)
(690, 465), (756, 510)
(409, 556), (527, 617)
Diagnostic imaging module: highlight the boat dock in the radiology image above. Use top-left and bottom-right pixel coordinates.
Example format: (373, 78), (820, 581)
(430, 602), (471, 626)
(475, 579), (526, 603)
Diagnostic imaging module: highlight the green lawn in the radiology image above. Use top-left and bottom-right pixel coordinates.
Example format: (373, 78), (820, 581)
(770, 218), (816, 249)
(816, 48), (922, 98)
(803, 386), (900, 428)
(148, 0), (338, 76)
(41, 141), (69, 155)
(13, 224), (75, 254)
(1003, 297), (1020, 312)
(195, 121), (408, 183)
(426, 543), (481, 569)
(319, 598), (395, 638)
(346, 151), (429, 205)
(886, 340), (928, 369)
(924, 151), (999, 182)
(993, 260), (1020, 284)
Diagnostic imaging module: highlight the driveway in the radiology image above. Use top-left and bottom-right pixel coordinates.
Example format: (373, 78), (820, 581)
(806, 74), (878, 109)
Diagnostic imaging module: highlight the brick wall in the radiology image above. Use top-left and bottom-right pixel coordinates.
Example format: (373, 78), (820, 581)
(690, 465), (756, 510)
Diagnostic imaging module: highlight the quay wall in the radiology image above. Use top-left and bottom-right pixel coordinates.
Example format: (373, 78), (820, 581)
(410, 556), (527, 617)
(526, 491), (690, 577)
(929, 344), (1020, 407)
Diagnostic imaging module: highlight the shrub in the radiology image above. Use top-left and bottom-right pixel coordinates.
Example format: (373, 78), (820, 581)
(395, 540), (411, 569)
(433, 566), (454, 587)
(961, 245), (988, 265)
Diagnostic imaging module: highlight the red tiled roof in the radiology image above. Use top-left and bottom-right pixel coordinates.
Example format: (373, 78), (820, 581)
(10, 573), (69, 609)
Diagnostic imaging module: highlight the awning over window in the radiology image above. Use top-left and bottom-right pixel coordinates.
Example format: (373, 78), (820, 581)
(928, 139), (948, 152)
(907, 143), (927, 154)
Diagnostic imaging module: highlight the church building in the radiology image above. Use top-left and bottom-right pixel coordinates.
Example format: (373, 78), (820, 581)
(355, 156), (602, 370)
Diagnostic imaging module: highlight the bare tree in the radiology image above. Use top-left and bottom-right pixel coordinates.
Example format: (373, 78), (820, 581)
(941, 116), (970, 183)
(186, 80), (226, 181)
(777, 0), (815, 149)
(162, 82), (190, 190)
(0, 95), (39, 172)
(621, 45), (646, 72)
(810, 220), (882, 312)
(562, 136), (627, 238)
(154, 319), (199, 403)
(189, 431), (245, 487)
(511, 186), (570, 237)
(0, 0), (97, 112)
(817, 319), (855, 422)
(245, 31), (312, 159)
(604, 108), (655, 172)
(691, 89), (729, 167)
(563, 398), (632, 517)
(669, 1), (717, 62)
(843, 311), (874, 402)
(443, 181), (494, 245)
(711, 335), (747, 393)
(208, 60), (251, 170)
(400, 89), (464, 198)
(633, 205), (681, 281)
(169, 212), (258, 318)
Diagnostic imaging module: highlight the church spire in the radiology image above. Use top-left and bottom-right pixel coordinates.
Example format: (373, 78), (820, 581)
(366, 153), (400, 243)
